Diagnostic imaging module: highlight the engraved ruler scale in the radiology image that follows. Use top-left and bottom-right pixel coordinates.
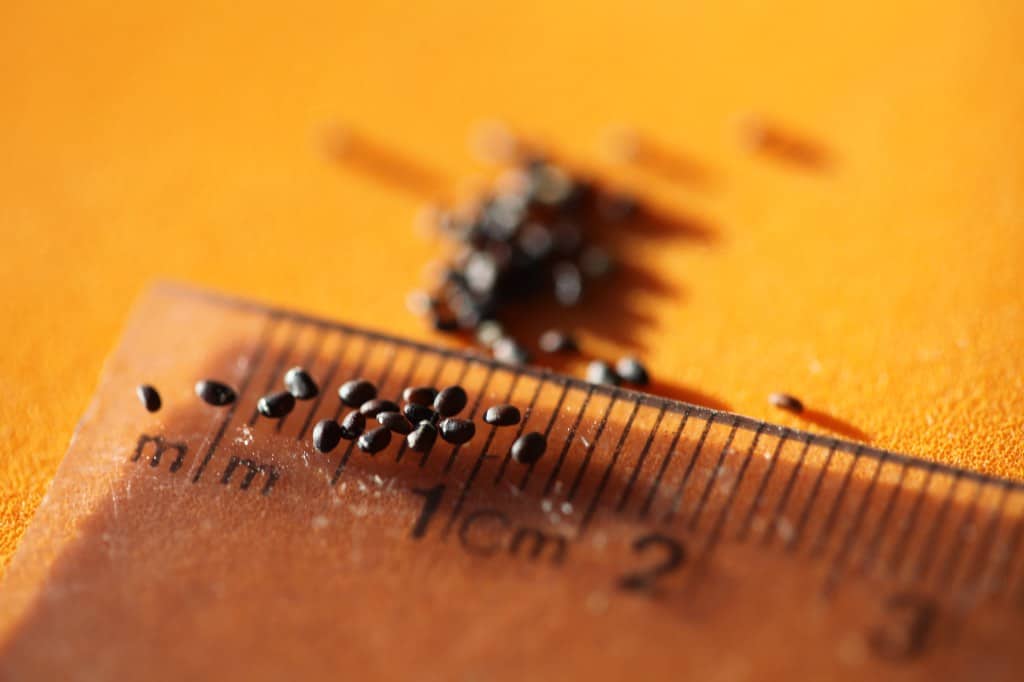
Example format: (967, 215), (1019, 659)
(1, 283), (1022, 680)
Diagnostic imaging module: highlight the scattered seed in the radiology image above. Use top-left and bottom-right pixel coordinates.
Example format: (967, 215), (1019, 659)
(511, 432), (547, 464)
(553, 261), (583, 306)
(538, 329), (577, 354)
(769, 392), (804, 413)
(402, 386), (438, 405)
(439, 418), (476, 444)
(615, 356), (649, 385)
(339, 410), (366, 439)
(434, 386), (468, 417)
(358, 426), (392, 454)
(257, 391), (296, 419)
(136, 384), (161, 413)
(339, 379), (377, 407)
(484, 404), (521, 427)
(406, 421), (438, 453)
(403, 403), (438, 425)
(377, 411), (414, 435)
(312, 419), (343, 454)
(284, 366), (319, 400)
(579, 245), (614, 278)
(475, 319), (505, 347)
(492, 337), (530, 365)
(195, 379), (237, 406)
(586, 360), (620, 386)
(360, 399), (400, 418)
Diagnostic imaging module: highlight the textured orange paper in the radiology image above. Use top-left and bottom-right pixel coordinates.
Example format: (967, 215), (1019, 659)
(0, 0), (1022, 574)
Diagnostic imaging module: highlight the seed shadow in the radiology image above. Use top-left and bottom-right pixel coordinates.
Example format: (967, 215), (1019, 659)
(617, 132), (717, 189)
(646, 379), (732, 413)
(741, 117), (833, 172)
(324, 125), (450, 198)
(797, 408), (870, 443)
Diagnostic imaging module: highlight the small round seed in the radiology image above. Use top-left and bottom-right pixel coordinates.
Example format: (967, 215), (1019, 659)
(434, 386), (468, 417)
(360, 399), (400, 418)
(511, 432), (547, 465)
(484, 404), (521, 427)
(136, 384), (161, 413)
(338, 379), (377, 407)
(615, 356), (649, 386)
(439, 418), (476, 444)
(357, 426), (392, 454)
(538, 329), (577, 354)
(339, 410), (366, 439)
(492, 337), (530, 365)
(406, 421), (438, 453)
(312, 419), (343, 454)
(195, 379), (237, 406)
(284, 366), (319, 400)
(403, 403), (438, 425)
(553, 261), (583, 307)
(257, 391), (296, 419)
(475, 320), (505, 347)
(403, 386), (438, 405)
(377, 411), (414, 435)
(769, 392), (804, 413)
(586, 360), (620, 386)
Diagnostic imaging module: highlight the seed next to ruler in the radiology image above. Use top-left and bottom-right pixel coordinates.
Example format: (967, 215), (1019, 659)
(403, 403), (437, 425)
(434, 386), (468, 417)
(360, 399), (400, 418)
(377, 411), (414, 435)
(312, 419), (343, 454)
(769, 392), (804, 413)
(284, 366), (318, 400)
(339, 410), (365, 439)
(358, 426), (392, 454)
(195, 379), (237, 406)
(406, 421), (438, 452)
(339, 379), (377, 407)
(585, 360), (620, 386)
(538, 329), (577, 354)
(484, 404), (521, 426)
(511, 432), (547, 464)
(258, 391), (296, 419)
(615, 356), (649, 386)
(402, 386), (437, 405)
(136, 384), (161, 413)
(439, 418), (475, 444)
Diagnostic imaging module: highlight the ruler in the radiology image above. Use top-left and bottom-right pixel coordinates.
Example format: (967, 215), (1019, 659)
(1, 283), (1022, 680)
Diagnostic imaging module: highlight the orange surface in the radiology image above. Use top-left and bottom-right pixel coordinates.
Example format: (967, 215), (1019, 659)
(1, 0), (1022, 575)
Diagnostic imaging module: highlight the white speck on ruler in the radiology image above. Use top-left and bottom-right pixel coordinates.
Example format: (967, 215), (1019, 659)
(560, 502), (573, 515)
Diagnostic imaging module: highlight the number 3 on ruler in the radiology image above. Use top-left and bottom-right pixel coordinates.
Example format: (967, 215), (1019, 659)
(617, 533), (687, 592)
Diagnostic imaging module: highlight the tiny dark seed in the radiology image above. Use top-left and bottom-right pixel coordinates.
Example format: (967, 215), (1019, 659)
(360, 399), (400, 418)
(377, 411), (414, 435)
(195, 379), (237, 406)
(586, 360), (620, 386)
(403, 403), (438, 425)
(338, 379), (377, 407)
(406, 421), (438, 453)
(484, 404), (521, 427)
(312, 419), (343, 454)
(402, 386), (438, 405)
(257, 391), (296, 419)
(769, 392), (804, 413)
(284, 366), (319, 400)
(136, 384), (161, 413)
(439, 418), (476, 444)
(553, 261), (583, 307)
(615, 356), (649, 386)
(492, 337), (530, 365)
(339, 410), (366, 439)
(434, 386), (468, 417)
(357, 426), (392, 454)
(511, 432), (547, 464)
(538, 329), (577, 354)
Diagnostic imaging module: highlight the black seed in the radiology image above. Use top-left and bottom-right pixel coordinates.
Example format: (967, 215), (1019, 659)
(357, 426), (392, 454)
(434, 386), (468, 417)
(484, 404), (521, 427)
(338, 379), (377, 407)
(615, 356), (649, 386)
(339, 410), (366, 439)
(402, 386), (438, 405)
(136, 384), (161, 412)
(403, 403), (438, 425)
(406, 421), (438, 453)
(312, 419), (343, 454)
(511, 432), (547, 464)
(257, 391), (296, 419)
(284, 366), (318, 400)
(586, 360), (620, 386)
(360, 399), (400, 418)
(439, 418), (476, 444)
(553, 261), (583, 306)
(538, 329), (577, 354)
(475, 320), (504, 347)
(769, 392), (804, 413)
(377, 411), (414, 435)
(195, 379), (236, 406)
(579, 245), (614, 279)
(492, 337), (530, 365)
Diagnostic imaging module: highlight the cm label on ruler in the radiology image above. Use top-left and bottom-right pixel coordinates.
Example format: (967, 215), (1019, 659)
(2, 283), (1023, 679)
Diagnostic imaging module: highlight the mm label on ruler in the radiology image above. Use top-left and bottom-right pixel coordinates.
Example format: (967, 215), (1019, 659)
(1, 283), (1022, 681)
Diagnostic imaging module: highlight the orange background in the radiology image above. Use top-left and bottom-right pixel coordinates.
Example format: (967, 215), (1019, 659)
(1, 0), (1022, 572)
